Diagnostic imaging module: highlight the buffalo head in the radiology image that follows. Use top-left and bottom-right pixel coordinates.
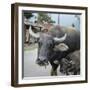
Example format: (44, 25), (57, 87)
(29, 25), (69, 66)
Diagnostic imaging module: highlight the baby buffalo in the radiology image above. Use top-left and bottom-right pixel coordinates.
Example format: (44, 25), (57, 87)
(60, 50), (80, 75)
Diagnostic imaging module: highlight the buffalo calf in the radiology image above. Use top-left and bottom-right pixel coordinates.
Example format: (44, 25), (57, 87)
(60, 50), (80, 75)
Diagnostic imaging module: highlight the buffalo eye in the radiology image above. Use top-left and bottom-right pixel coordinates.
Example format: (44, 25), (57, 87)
(48, 42), (54, 48)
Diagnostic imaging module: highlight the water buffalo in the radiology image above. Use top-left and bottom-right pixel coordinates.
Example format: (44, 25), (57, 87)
(60, 50), (80, 75)
(29, 25), (80, 76)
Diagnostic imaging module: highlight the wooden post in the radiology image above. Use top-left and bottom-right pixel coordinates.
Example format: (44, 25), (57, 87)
(58, 14), (60, 25)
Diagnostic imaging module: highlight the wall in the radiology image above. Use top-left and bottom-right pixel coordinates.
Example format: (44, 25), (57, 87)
(0, 0), (89, 90)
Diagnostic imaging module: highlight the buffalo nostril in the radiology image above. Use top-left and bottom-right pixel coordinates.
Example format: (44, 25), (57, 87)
(36, 58), (40, 63)
(36, 57), (49, 66)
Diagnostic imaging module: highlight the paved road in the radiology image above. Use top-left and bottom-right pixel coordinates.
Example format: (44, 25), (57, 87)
(24, 48), (64, 77)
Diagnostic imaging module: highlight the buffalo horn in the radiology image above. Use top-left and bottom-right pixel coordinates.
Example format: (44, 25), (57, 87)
(29, 25), (40, 38)
(53, 33), (67, 42)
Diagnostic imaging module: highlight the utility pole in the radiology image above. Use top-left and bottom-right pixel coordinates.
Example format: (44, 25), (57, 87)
(58, 14), (60, 25)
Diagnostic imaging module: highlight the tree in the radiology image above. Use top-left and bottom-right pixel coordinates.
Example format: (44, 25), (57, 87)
(37, 13), (55, 24)
(24, 12), (34, 19)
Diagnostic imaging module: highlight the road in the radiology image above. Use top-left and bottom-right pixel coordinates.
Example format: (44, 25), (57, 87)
(24, 48), (63, 77)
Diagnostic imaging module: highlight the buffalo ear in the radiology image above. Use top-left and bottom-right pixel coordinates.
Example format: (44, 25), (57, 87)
(54, 43), (69, 51)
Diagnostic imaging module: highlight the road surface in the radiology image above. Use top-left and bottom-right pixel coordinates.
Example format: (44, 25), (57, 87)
(24, 48), (63, 77)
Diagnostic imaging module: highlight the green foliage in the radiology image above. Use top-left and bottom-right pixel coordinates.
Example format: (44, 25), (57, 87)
(24, 12), (34, 19)
(37, 12), (55, 24)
